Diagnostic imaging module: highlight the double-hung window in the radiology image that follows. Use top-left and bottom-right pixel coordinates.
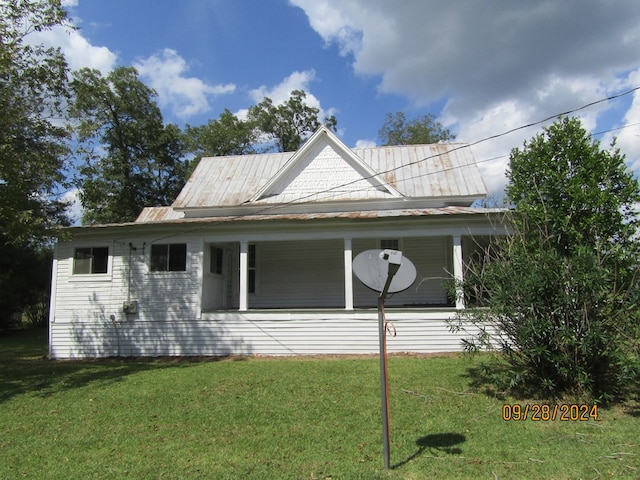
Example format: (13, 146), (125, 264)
(150, 243), (187, 272)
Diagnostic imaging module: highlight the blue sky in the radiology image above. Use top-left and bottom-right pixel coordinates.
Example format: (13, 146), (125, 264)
(38, 0), (640, 208)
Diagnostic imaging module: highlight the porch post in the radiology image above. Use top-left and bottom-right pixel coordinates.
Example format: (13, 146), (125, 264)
(239, 240), (248, 311)
(344, 237), (354, 310)
(452, 235), (465, 309)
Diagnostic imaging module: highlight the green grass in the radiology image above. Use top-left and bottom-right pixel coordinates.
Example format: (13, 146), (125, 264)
(1, 329), (638, 479)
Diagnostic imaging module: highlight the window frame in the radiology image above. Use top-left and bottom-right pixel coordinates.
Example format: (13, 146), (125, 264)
(70, 245), (112, 282)
(72, 246), (110, 275)
(210, 245), (224, 275)
(149, 243), (188, 272)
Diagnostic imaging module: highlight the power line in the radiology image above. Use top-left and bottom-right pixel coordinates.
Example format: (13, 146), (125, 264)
(123, 85), (640, 244)
(246, 86), (640, 211)
(593, 121), (640, 137)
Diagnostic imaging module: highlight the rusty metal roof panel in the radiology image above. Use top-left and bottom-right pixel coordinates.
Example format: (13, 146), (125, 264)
(172, 142), (486, 212)
(131, 206), (504, 226)
(352, 143), (486, 198)
(172, 152), (294, 209)
(135, 206), (184, 223)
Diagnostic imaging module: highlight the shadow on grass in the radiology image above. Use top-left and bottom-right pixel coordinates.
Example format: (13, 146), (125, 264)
(459, 354), (516, 401)
(0, 328), (241, 404)
(392, 432), (466, 469)
(462, 364), (509, 400)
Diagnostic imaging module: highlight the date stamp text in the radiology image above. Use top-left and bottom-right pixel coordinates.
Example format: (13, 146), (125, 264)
(502, 403), (598, 421)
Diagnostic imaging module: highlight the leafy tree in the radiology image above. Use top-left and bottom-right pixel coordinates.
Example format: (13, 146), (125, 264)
(451, 117), (640, 401)
(248, 90), (337, 152)
(184, 109), (257, 173)
(70, 66), (188, 224)
(0, 0), (72, 329)
(378, 112), (455, 145)
(0, 0), (72, 244)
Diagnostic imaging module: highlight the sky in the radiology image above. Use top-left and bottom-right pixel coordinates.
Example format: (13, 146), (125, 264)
(37, 0), (640, 215)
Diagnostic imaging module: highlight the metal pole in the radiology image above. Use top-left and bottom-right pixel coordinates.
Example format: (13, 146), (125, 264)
(378, 295), (391, 469)
(378, 261), (398, 469)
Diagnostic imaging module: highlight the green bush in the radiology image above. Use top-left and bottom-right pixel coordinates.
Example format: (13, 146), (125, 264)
(450, 117), (640, 402)
(452, 232), (639, 401)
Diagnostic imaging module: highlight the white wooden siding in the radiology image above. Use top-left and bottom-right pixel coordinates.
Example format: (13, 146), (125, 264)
(49, 310), (484, 358)
(259, 143), (392, 204)
(50, 236), (202, 344)
(50, 234), (485, 359)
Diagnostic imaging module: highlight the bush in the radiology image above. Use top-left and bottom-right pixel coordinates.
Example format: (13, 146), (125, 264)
(450, 117), (640, 402)
(451, 230), (639, 401)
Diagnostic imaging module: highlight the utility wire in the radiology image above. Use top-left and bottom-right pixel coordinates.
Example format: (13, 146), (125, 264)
(123, 85), (640, 245)
(235, 85), (640, 212)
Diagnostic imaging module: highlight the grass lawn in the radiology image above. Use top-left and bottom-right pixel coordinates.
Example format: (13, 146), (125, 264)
(1, 329), (638, 479)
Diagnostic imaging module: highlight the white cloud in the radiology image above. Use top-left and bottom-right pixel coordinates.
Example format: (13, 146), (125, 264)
(286, 2), (363, 56)
(250, 69), (318, 105)
(27, 24), (117, 74)
(614, 70), (640, 172)
(355, 139), (376, 148)
(134, 49), (235, 120)
(291, 0), (640, 196)
(249, 69), (336, 126)
(33, 13), (233, 121)
(61, 188), (83, 225)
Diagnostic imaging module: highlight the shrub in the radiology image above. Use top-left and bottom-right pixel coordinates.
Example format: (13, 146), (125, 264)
(450, 117), (640, 402)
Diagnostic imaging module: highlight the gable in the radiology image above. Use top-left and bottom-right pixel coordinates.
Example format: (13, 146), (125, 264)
(251, 138), (399, 204)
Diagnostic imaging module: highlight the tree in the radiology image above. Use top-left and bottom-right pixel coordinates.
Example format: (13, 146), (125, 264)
(184, 109), (257, 172)
(70, 66), (188, 224)
(248, 90), (337, 152)
(0, 0), (72, 244)
(451, 117), (640, 401)
(378, 112), (455, 146)
(0, 0), (72, 329)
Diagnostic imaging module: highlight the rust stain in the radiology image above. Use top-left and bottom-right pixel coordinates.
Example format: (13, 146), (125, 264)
(383, 171), (397, 188)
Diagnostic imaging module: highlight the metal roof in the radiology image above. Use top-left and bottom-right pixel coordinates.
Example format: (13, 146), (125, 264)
(133, 205), (504, 225)
(172, 137), (486, 211)
(172, 152), (293, 209)
(353, 143), (486, 199)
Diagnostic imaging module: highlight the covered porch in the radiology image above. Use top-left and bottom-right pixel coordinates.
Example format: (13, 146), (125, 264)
(200, 233), (493, 313)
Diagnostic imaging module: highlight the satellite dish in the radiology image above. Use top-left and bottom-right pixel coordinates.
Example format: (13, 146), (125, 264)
(352, 249), (417, 294)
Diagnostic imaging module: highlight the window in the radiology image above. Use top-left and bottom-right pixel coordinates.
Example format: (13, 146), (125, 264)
(150, 243), (187, 272)
(210, 246), (224, 274)
(248, 244), (256, 293)
(380, 239), (400, 250)
(73, 247), (109, 274)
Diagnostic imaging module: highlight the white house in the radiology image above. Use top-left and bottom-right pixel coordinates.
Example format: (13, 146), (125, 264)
(48, 126), (506, 358)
